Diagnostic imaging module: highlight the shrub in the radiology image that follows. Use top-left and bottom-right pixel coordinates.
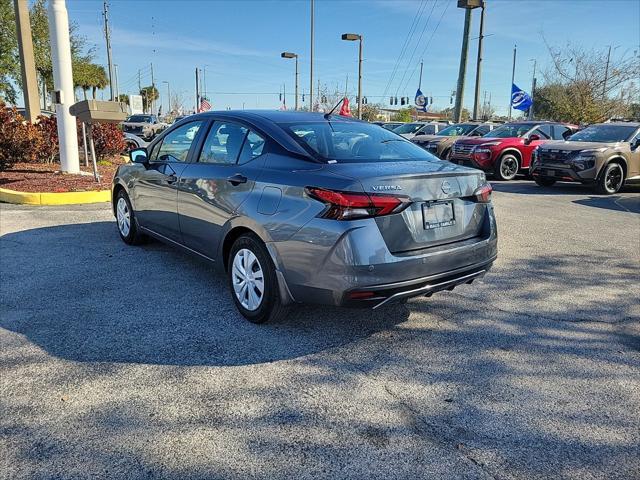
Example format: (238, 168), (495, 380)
(35, 115), (59, 164)
(0, 103), (41, 170)
(90, 123), (126, 160)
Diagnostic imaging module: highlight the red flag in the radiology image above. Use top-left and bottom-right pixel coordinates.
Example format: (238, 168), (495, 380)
(339, 97), (352, 116)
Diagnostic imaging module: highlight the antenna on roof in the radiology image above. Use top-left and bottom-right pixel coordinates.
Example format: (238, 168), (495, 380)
(324, 97), (345, 119)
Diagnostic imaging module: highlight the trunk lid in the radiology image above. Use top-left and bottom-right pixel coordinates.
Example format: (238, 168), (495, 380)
(320, 160), (489, 253)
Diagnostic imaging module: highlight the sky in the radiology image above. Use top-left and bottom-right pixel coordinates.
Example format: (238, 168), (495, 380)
(59, 0), (640, 115)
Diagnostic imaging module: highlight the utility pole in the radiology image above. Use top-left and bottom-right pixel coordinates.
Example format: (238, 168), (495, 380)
(114, 64), (119, 100)
(472, 1), (485, 120)
(508, 44), (517, 120)
(14, 0), (41, 122)
(309, 0), (314, 111)
(357, 35), (363, 119)
(47, 0), (79, 173)
(418, 60), (424, 89)
(103, 0), (115, 101)
(137, 69), (141, 92)
(195, 68), (200, 113)
(150, 62), (155, 114)
(454, 1), (481, 123)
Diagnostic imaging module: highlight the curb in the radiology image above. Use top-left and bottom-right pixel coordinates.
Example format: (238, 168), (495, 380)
(0, 187), (111, 205)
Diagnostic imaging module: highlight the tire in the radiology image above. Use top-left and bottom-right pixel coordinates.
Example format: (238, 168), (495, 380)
(441, 148), (451, 160)
(227, 234), (287, 324)
(595, 162), (625, 195)
(534, 177), (556, 187)
(115, 190), (146, 245)
(494, 153), (520, 181)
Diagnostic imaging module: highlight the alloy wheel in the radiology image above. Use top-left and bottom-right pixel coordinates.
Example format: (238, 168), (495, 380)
(116, 197), (131, 237)
(501, 157), (518, 179)
(232, 248), (265, 311)
(605, 165), (623, 193)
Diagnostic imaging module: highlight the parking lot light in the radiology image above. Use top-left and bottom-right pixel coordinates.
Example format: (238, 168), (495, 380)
(341, 33), (363, 119)
(281, 52), (299, 110)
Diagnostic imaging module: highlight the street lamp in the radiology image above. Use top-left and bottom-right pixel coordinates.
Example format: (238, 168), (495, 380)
(281, 52), (299, 110)
(162, 80), (170, 115)
(341, 33), (363, 119)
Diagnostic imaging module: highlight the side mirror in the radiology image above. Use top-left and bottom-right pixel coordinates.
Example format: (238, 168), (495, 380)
(527, 134), (541, 144)
(130, 147), (148, 165)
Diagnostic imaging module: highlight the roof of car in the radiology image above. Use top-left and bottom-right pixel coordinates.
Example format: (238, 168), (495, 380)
(191, 109), (365, 124)
(598, 121), (640, 127)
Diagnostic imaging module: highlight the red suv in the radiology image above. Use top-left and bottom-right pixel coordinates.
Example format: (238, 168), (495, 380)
(450, 121), (578, 180)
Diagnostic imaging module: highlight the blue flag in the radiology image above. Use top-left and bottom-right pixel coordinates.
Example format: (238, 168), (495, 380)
(511, 84), (533, 111)
(415, 88), (427, 112)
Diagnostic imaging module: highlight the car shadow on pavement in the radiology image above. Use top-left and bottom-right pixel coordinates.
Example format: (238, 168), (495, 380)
(491, 180), (640, 197)
(0, 221), (408, 367)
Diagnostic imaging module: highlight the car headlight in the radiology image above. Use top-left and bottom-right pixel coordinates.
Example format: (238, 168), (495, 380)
(570, 149), (602, 170)
(531, 147), (539, 168)
(474, 147), (493, 154)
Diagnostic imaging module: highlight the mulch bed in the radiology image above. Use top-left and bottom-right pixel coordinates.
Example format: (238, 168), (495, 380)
(0, 156), (127, 193)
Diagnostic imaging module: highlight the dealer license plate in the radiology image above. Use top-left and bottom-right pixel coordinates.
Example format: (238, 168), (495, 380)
(422, 201), (455, 230)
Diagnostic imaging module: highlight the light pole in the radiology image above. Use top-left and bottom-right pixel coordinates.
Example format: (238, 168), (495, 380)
(163, 80), (170, 114)
(281, 52), (299, 110)
(341, 33), (363, 119)
(454, 0), (482, 123)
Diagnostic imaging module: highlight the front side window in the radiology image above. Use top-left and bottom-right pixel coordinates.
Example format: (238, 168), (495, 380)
(473, 125), (491, 136)
(438, 124), (478, 136)
(284, 121), (436, 163)
(532, 124), (552, 139)
(199, 121), (248, 164)
(393, 123), (423, 134)
(568, 125), (638, 143)
(552, 125), (572, 140)
(155, 121), (203, 162)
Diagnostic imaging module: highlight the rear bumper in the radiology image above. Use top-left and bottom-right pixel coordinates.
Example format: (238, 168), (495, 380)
(269, 207), (498, 308)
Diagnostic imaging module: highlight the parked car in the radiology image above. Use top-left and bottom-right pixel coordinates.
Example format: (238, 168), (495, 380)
(531, 122), (640, 194)
(121, 114), (167, 141)
(412, 122), (496, 159)
(373, 121), (404, 131)
(394, 121), (448, 140)
(123, 132), (148, 152)
(112, 111), (497, 323)
(450, 121), (578, 180)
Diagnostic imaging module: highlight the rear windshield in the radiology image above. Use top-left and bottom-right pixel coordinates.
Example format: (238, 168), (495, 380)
(283, 121), (435, 163)
(438, 124), (478, 136)
(487, 123), (536, 138)
(126, 115), (153, 123)
(393, 123), (424, 134)
(568, 125), (637, 143)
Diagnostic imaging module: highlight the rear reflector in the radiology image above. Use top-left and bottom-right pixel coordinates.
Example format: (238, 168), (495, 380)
(349, 291), (376, 299)
(306, 187), (411, 220)
(472, 183), (492, 203)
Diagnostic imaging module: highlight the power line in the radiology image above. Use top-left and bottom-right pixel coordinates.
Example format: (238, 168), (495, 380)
(380, 0), (427, 101)
(393, 0), (439, 98)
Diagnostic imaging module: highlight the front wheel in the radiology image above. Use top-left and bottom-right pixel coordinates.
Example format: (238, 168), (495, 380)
(228, 234), (287, 324)
(115, 190), (146, 245)
(494, 153), (520, 181)
(596, 162), (625, 195)
(534, 177), (556, 187)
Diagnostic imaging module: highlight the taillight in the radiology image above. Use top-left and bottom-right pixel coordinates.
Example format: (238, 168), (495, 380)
(306, 187), (411, 220)
(472, 183), (492, 203)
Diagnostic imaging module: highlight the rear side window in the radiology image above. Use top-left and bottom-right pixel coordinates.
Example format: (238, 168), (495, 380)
(238, 131), (266, 164)
(155, 121), (203, 162)
(473, 125), (491, 136)
(199, 121), (248, 164)
(552, 125), (572, 140)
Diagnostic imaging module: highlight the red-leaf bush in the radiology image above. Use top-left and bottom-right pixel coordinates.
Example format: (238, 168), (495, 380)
(0, 103), (41, 170)
(90, 123), (126, 160)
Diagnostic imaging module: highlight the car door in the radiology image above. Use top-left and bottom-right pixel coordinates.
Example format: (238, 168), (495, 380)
(177, 120), (268, 259)
(629, 130), (640, 177)
(521, 124), (552, 168)
(133, 120), (204, 241)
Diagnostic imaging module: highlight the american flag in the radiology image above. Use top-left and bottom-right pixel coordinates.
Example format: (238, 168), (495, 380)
(198, 97), (211, 112)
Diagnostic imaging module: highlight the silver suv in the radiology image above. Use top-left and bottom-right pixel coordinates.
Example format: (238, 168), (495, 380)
(113, 111), (497, 323)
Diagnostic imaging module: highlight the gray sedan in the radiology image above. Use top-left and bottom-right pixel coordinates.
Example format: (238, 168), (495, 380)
(112, 111), (497, 323)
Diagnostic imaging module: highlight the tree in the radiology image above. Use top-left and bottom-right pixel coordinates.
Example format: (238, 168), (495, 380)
(391, 107), (414, 122)
(0, 0), (18, 103)
(436, 107), (471, 122)
(537, 41), (640, 123)
(140, 85), (159, 113)
(117, 94), (129, 105)
(360, 103), (382, 122)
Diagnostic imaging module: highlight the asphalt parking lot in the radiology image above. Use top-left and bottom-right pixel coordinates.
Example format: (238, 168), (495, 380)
(1, 180), (639, 480)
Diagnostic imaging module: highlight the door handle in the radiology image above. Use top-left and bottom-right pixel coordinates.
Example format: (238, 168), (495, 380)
(227, 174), (247, 186)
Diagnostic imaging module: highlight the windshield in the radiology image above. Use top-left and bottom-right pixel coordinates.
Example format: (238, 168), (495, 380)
(393, 123), (423, 134)
(126, 115), (152, 123)
(568, 125), (637, 143)
(437, 124), (478, 136)
(487, 123), (536, 138)
(284, 121), (437, 163)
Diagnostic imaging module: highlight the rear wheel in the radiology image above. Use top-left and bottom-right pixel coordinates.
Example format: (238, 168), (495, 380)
(534, 177), (556, 187)
(228, 234), (287, 324)
(596, 162), (625, 195)
(494, 153), (520, 181)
